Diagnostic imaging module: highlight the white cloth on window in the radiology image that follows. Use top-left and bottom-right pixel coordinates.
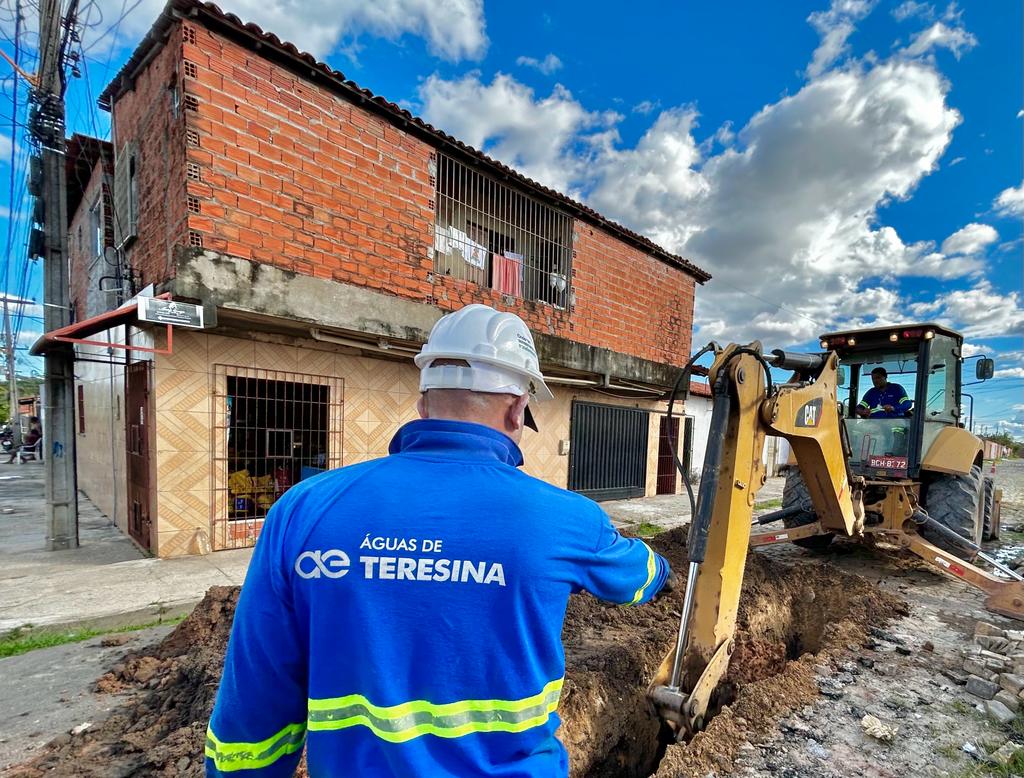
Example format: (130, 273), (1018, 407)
(434, 224), (449, 255)
(446, 226), (487, 269)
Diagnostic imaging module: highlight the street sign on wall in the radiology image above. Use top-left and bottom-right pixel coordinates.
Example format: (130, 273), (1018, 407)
(138, 297), (205, 329)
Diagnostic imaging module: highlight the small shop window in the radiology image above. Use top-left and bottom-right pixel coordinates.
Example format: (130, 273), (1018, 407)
(212, 365), (343, 549)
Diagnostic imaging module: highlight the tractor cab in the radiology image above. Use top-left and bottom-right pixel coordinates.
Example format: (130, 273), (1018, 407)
(819, 323), (994, 480)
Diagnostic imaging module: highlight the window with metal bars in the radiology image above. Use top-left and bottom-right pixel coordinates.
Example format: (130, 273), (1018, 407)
(211, 366), (343, 549)
(433, 154), (574, 308)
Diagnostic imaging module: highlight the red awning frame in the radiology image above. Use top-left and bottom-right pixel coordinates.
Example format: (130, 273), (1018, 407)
(31, 293), (176, 356)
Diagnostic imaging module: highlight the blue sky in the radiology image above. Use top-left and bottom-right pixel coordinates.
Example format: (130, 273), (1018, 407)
(1, 0), (1021, 435)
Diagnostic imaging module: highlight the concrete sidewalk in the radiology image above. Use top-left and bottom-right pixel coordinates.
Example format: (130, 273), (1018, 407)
(0, 462), (251, 634)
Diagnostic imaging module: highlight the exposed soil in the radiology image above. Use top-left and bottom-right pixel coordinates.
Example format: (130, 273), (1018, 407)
(7, 527), (906, 778)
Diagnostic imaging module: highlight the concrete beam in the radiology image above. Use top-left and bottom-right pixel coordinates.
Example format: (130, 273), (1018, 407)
(171, 251), (681, 388)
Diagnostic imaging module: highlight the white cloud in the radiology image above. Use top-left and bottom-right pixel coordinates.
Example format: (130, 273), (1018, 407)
(419, 73), (620, 195)
(940, 223), (998, 256)
(994, 183), (1024, 217)
(1012, 404), (1024, 412)
(962, 342), (992, 358)
(948, 155), (964, 166)
(516, 54), (562, 75)
(892, 1), (934, 21)
(0, 133), (11, 161)
(908, 282), (1024, 338)
(76, 0), (487, 61)
(806, 0), (877, 78)
(632, 100), (661, 116)
(1018, 109), (1024, 119)
(901, 21), (977, 59)
(419, 55), (978, 345)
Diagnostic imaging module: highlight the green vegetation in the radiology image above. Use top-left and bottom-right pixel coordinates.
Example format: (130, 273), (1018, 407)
(0, 616), (184, 658)
(0, 375), (42, 423)
(756, 497), (783, 510)
(634, 522), (663, 538)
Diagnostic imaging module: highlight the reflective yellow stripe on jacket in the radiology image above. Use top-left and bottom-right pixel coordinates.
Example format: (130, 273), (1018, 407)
(306, 678), (564, 743)
(627, 542), (657, 605)
(205, 721), (306, 772)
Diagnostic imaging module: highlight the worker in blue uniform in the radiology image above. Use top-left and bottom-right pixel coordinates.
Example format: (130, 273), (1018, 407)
(206, 304), (673, 777)
(856, 367), (913, 418)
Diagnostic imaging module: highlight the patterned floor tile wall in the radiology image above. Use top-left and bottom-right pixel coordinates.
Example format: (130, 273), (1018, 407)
(149, 329), (678, 556)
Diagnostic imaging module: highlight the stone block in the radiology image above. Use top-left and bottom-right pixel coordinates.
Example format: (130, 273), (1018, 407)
(985, 699), (1017, 725)
(1001, 674), (1024, 695)
(966, 676), (1001, 700)
(991, 740), (1023, 766)
(995, 690), (1021, 713)
(964, 658), (990, 677)
(977, 621), (1009, 638)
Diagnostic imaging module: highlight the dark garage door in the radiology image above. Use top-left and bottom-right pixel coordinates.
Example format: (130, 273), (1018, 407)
(568, 402), (650, 501)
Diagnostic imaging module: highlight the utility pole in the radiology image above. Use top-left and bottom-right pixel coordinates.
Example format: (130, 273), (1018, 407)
(30, 0), (78, 550)
(1, 296), (20, 430)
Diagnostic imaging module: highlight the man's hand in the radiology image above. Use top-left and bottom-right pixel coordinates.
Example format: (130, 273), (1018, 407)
(856, 406), (869, 418)
(882, 404), (894, 413)
(653, 568), (678, 602)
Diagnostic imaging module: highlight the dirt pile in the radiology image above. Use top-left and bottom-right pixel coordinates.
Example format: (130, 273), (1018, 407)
(8, 586), (238, 778)
(9, 528), (906, 777)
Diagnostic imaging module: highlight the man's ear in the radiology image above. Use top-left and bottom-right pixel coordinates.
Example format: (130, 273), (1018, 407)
(417, 393), (428, 419)
(505, 393), (530, 434)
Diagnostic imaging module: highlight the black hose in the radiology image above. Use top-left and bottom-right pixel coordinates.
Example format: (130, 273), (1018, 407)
(666, 344), (776, 523)
(666, 343), (717, 520)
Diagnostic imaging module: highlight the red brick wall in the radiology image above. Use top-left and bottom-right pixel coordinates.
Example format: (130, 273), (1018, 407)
(110, 26), (189, 290)
(68, 158), (114, 321)
(180, 24), (435, 298)
(121, 19), (696, 368)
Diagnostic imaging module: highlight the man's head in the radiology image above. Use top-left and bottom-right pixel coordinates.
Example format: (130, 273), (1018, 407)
(870, 367), (888, 390)
(414, 305), (553, 444)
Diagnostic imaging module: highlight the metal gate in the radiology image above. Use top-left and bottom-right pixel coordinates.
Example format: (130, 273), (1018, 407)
(125, 361), (153, 550)
(568, 402), (649, 501)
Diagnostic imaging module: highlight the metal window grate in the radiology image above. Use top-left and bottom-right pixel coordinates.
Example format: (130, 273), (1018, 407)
(211, 365), (344, 550)
(433, 153), (574, 308)
(568, 401), (650, 501)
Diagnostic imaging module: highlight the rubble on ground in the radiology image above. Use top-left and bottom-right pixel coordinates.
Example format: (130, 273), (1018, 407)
(960, 619), (1024, 725)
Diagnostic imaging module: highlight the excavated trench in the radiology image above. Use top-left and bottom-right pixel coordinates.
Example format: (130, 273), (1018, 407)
(8, 528), (906, 778)
(561, 528), (907, 778)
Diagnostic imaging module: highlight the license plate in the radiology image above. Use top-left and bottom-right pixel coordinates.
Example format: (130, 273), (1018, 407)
(868, 455), (907, 471)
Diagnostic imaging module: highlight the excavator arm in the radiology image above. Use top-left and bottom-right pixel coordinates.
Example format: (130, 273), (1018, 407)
(648, 343), (860, 739)
(650, 341), (1024, 741)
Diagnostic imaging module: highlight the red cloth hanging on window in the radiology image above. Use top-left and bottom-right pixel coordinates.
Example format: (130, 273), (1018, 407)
(492, 252), (523, 297)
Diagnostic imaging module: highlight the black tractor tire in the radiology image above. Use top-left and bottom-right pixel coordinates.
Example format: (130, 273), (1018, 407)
(921, 465), (983, 549)
(781, 468), (835, 552)
(981, 475), (996, 542)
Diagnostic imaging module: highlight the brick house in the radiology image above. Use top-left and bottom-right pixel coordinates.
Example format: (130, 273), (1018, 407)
(48, 0), (710, 557)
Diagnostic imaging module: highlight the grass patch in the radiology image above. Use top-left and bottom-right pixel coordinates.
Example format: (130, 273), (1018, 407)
(634, 522), (663, 538)
(0, 616), (184, 659)
(756, 498), (783, 509)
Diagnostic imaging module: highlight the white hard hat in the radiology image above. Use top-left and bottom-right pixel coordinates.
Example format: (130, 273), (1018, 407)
(415, 305), (553, 427)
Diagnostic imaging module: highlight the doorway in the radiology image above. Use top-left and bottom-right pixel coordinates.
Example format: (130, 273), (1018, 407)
(125, 361), (153, 550)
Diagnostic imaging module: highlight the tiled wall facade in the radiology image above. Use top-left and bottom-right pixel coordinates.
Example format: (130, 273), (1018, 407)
(148, 331), (678, 557)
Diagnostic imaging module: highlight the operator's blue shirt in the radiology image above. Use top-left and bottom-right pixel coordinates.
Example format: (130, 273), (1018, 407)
(206, 419), (670, 777)
(857, 382), (913, 418)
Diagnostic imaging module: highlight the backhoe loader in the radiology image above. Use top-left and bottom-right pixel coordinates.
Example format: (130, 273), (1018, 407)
(648, 329), (1017, 740)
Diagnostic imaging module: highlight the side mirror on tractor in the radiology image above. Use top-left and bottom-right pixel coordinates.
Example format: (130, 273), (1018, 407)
(976, 358), (995, 381)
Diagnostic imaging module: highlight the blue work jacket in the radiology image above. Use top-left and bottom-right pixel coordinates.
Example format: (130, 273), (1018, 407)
(858, 382), (913, 418)
(206, 419), (670, 777)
